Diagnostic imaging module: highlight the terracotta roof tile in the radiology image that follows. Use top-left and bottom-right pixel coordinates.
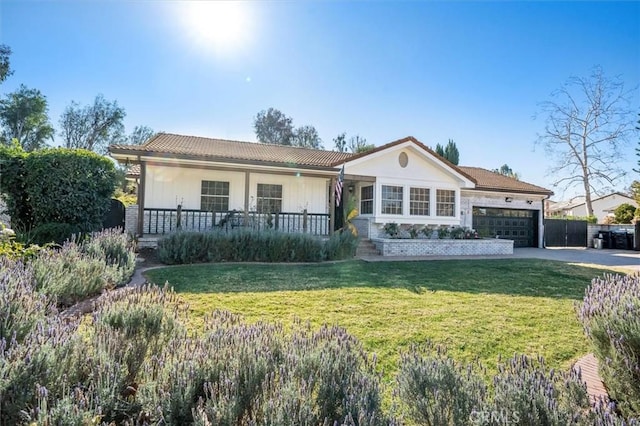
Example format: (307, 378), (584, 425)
(113, 133), (552, 195)
(110, 133), (353, 169)
(458, 166), (553, 195)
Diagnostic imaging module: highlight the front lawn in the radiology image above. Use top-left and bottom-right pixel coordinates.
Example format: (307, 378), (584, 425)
(145, 258), (618, 377)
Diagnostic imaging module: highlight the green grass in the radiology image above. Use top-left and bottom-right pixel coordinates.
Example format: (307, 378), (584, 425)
(145, 258), (620, 379)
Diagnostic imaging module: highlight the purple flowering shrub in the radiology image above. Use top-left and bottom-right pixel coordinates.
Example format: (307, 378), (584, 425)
(0, 258), (56, 343)
(578, 273), (640, 418)
(396, 346), (635, 426)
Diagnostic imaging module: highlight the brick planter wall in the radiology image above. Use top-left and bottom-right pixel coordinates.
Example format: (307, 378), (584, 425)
(370, 238), (514, 256)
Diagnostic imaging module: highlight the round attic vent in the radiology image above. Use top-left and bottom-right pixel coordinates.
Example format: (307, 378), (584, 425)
(399, 152), (408, 168)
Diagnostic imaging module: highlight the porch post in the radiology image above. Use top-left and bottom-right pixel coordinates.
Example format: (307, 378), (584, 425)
(244, 171), (250, 222)
(329, 177), (336, 235)
(137, 162), (146, 236)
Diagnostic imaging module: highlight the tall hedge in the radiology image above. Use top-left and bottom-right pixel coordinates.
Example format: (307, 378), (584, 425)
(0, 145), (117, 232)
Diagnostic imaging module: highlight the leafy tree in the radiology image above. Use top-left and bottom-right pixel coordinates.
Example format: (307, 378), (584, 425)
(0, 44), (12, 84)
(59, 94), (126, 153)
(253, 108), (294, 145)
(613, 203), (636, 224)
(292, 124), (323, 149)
(128, 125), (155, 145)
(444, 139), (459, 165)
(348, 135), (375, 153)
(536, 66), (635, 216)
(493, 164), (520, 180)
(333, 132), (347, 152)
(0, 85), (54, 151)
(435, 143), (445, 157)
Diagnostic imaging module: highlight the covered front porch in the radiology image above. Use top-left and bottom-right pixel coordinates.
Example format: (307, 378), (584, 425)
(124, 205), (331, 238)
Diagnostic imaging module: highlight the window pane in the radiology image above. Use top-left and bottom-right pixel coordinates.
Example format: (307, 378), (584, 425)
(201, 181), (229, 211)
(381, 185), (403, 215)
(360, 185), (374, 215)
(436, 189), (455, 217)
(257, 184), (283, 213)
(410, 187), (430, 216)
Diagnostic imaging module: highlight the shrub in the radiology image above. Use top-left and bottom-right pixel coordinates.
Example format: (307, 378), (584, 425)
(395, 347), (628, 426)
(157, 228), (352, 265)
(450, 226), (465, 239)
(82, 228), (136, 286)
(0, 146), (117, 233)
(0, 258), (56, 343)
(140, 312), (385, 425)
(323, 229), (358, 260)
(0, 223), (44, 260)
(31, 240), (114, 306)
(408, 224), (421, 239)
(614, 203), (636, 224)
(397, 343), (486, 426)
(490, 354), (591, 425)
(421, 225), (435, 239)
(26, 221), (85, 245)
(383, 222), (399, 238)
(437, 225), (451, 239)
(578, 273), (640, 418)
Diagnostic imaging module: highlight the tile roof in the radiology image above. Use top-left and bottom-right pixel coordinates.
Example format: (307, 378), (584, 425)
(113, 133), (552, 195)
(458, 166), (553, 195)
(110, 133), (352, 169)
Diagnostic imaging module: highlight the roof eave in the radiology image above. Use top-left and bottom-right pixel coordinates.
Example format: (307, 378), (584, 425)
(108, 148), (341, 172)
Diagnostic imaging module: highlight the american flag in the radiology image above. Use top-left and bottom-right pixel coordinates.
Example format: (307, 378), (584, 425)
(335, 164), (345, 206)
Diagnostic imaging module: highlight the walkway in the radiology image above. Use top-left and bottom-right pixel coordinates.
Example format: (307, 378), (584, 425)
(573, 354), (608, 404)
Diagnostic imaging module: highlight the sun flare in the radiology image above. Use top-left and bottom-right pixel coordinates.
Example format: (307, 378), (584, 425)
(179, 1), (252, 54)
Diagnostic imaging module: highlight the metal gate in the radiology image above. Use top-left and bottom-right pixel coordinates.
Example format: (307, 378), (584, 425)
(544, 219), (587, 247)
(102, 199), (126, 231)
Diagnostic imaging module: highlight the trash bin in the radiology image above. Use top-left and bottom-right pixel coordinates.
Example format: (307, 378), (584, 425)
(593, 238), (603, 249)
(598, 231), (612, 249)
(612, 231), (629, 250)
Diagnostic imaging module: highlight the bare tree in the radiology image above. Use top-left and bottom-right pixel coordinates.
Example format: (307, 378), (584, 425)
(536, 67), (635, 216)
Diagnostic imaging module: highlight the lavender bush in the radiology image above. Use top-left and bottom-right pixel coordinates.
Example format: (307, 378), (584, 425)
(31, 240), (113, 306)
(396, 343), (486, 426)
(396, 347), (635, 426)
(578, 273), (640, 418)
(0, 258), (56, 343)
(82, 228), (136, 287)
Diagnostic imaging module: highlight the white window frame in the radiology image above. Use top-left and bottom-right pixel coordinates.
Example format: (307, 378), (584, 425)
(381, 185), (403, 215)
(201, 180), (230, 212)
(360, 185), (374, 215)
(409, 187), (430, 216)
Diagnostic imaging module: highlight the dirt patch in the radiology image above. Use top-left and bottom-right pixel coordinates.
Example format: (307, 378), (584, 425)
(136, 247), (163, 268)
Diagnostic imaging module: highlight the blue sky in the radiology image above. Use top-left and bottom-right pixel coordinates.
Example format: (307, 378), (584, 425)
(1, 0), (639, 199)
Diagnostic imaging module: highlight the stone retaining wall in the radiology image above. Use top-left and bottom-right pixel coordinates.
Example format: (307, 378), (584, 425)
(370, 238), (514, 256)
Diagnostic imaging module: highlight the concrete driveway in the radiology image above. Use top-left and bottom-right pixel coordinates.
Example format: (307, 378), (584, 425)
(361, 247), (640, 272)
(513, 247), (640, 272)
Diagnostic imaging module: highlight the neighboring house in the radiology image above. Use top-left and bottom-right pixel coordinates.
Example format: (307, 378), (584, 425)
(547, 192), (637, 223)
(109, 134), (553, 247)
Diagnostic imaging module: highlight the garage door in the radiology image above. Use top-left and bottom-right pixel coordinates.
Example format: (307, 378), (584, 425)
(472, 207), (538, 248)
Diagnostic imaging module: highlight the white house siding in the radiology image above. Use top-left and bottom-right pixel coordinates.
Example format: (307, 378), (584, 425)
(145, 165), (246, 210)
(144, 164), (329, 214)
(248, 172), (328, 213)
(461, 190), (546, 248)
(347, 146), (471, 229)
